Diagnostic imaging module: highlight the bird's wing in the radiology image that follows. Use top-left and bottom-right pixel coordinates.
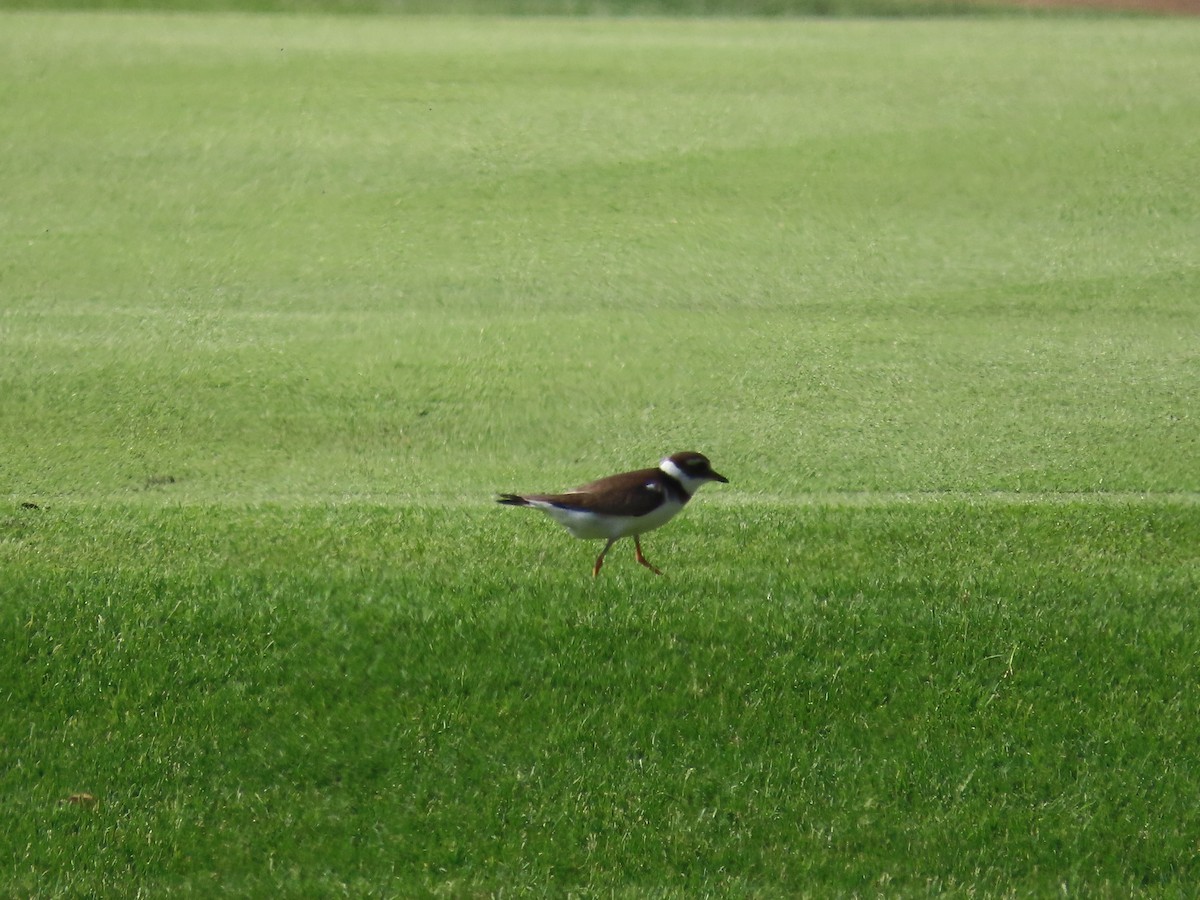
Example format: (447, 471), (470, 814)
(530, 468), (667, 518)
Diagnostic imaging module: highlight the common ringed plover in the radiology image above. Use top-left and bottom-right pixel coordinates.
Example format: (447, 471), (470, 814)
(498, 451), (728, 576)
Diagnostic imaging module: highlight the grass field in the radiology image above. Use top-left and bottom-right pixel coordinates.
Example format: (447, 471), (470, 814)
(3, 10), (1199, 896)
(0, 0), (1146, 18)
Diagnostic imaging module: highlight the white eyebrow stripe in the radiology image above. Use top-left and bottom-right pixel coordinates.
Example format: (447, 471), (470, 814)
(659, 458), (687, 483)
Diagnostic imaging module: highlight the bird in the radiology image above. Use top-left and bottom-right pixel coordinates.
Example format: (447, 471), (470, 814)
(497, 451), (728, 577)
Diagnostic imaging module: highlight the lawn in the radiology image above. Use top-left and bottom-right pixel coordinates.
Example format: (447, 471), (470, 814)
(2, 11), (1199, 896)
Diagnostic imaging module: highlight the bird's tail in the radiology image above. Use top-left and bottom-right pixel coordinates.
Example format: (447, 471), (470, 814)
(497, 493), (531, 506)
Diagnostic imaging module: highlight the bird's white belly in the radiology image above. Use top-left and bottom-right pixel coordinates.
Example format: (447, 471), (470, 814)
(537, 498), (683, 540)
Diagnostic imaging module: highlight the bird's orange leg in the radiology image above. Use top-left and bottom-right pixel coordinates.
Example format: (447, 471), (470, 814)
(593, 538), (617, 577)
(634, 536), (663, 575)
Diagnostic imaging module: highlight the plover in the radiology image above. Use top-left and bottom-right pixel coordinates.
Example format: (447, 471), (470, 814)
(498, 451), (728, 576)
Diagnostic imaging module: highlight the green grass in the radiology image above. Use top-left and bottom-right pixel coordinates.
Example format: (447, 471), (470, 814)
(5, 502), (1200, 895)
(0, 0), (1116, 19)
(3, 11), (1200, 896)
